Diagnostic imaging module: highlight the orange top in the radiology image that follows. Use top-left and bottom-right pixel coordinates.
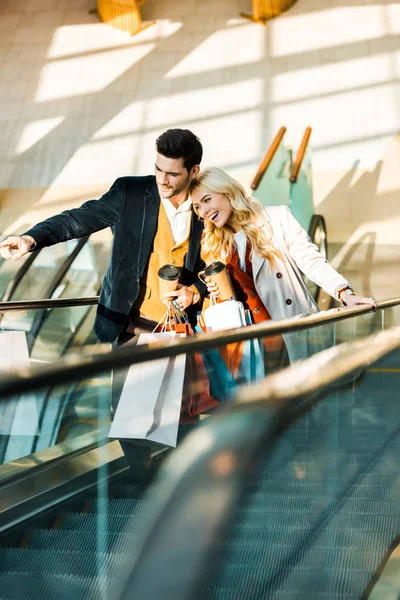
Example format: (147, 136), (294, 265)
(227, 242), (285, 352)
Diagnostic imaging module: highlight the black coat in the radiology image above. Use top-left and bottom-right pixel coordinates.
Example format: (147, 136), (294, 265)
(24, 176), (205, 342)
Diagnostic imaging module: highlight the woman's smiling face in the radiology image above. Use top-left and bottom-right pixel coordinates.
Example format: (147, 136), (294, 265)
(191, 187), (234, 228)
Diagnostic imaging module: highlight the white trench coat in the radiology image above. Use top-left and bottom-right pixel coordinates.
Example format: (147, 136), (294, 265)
(250, 206), (350, 363)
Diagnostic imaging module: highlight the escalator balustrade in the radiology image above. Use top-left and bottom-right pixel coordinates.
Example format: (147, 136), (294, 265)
(0, 300), (399, 599)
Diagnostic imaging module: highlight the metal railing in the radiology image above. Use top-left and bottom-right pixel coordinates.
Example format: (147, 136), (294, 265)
(0, 296), (398, 399)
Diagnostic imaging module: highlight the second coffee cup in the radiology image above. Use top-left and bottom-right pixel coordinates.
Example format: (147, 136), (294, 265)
(200, 261), (234, 301)
(158, 264), (180, 299)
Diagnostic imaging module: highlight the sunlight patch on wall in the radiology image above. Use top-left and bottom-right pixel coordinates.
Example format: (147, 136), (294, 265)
(165, 24), (265, 78)
(15, 117), (65, 155)
(51, 136), (141, 186)
(46, 21), (182, 59)
(270, 82), (399, 169)
(91, 101), (147, 140)
(270, 6), (388, 56)
(34, 44), (155, 102)
(143, 79), (264, 130)
(271, 55), (394, 104)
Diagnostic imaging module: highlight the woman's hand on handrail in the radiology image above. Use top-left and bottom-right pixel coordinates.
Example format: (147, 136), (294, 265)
(341, 294), (378, 311)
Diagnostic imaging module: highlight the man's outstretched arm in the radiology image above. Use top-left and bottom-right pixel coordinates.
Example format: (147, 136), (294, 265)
(0, 178), (127, 261)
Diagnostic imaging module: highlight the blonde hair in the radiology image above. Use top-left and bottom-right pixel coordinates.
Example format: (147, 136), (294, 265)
(190, 167), (282, 266)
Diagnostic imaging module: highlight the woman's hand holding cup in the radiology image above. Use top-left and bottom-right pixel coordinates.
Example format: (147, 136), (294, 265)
(204, 277), (220, 298)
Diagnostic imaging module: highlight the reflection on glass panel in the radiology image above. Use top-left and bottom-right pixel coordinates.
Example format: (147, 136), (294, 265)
(6, 240), (81, 303)
(0, 370), (111, 465)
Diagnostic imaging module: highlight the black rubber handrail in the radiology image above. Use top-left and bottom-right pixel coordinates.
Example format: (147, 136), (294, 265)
(0, 297), (399, 400)
(0, 296), (99, 311)
(116, 324), (400, 600)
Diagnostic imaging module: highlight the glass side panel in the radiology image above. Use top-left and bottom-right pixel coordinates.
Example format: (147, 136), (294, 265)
(0, 252), (33, 301)
(0, 304), (100, 361)
(289, 147), (314, 231)
(200, 350), (400, 600)
(0, 303), (398, 468)
(4, 240), (81, 302)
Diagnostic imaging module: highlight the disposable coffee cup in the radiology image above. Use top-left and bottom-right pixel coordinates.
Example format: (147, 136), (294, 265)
(200, 261), (234, 301)
(158, 264), (180, 299)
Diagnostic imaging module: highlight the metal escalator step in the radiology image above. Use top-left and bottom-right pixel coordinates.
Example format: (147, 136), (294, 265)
(207, 546), (384, 572)
(107, 484), (148, 499)
(59, 513), (139, 533)
(205, 570), (364, 600)
(252, 482), (399, 501)
(82, 498), (149, 516)
(0, 549), (125, 578)
(27, 530), (137, 554)
(230, 511), (399, 535)
(235, 496), (400, 516)
(0, 572), (113, 600)
(225, 525), (395, 553)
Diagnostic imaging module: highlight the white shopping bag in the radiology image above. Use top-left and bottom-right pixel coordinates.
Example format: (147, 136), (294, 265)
(203, 298), (246, 332)
(109, 332), (186, 448)
(0, 331), (39, 436)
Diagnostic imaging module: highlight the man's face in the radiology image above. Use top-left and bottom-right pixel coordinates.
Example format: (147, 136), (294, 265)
(155, 153), (198, 200)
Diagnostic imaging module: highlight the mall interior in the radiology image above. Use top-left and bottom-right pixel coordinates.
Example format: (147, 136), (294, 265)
(0, 0), (399, 598)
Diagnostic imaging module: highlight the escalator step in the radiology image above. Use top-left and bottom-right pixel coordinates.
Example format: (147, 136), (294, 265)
(27, 530), (137, 554)
(107, 484), (149, 499)
(235, 497), (400, 516)
(252, 481), (399, 501)
(230, 511), (399, 533)
(0, 572), (114, 600)
(225, 524), (395, 552)
(207, 547), (384, 572)
(0, 549), (125, 578)
(60, 513), (140, 533)
(81, 498), (149, 516)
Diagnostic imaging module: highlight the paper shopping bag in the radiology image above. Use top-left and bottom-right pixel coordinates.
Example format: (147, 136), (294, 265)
(109, 332), (186, 447)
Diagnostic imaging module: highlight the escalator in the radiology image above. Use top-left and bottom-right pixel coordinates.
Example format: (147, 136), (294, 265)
(0, 297), (399, 599)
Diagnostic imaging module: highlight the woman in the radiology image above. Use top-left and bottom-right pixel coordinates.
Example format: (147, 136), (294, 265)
(190, 167), (376, 361)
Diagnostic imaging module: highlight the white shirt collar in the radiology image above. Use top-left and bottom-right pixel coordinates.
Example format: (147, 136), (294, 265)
(161, 196), (192, 214)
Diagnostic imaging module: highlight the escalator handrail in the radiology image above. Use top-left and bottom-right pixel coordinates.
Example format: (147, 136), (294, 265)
(250, 126), (287, 190)
(0, 296), (99, 311)
(116, 323), (400, 600)
(0, 296), (399, 400)
(289, 126), (312, 183)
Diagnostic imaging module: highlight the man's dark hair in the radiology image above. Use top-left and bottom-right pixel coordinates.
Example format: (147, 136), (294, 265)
(156, 129), (203, 172)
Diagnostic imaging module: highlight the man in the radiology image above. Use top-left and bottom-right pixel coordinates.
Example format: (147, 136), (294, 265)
(0, 129), (206, 343)
(0, 128), (206, 476)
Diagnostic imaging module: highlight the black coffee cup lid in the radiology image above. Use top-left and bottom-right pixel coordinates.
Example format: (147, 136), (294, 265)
(204, 261), (225, 276)
(158, 264), (180, 281)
